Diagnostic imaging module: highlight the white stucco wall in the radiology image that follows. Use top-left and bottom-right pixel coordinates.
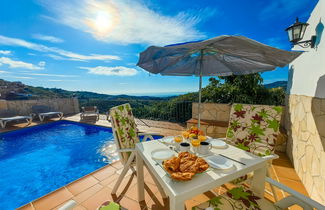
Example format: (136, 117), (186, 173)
(288, 0), (325, 98)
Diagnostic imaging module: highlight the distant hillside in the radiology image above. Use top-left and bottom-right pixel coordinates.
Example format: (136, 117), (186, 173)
(264, 81), (287, 89)
(23, 84), (169, 101)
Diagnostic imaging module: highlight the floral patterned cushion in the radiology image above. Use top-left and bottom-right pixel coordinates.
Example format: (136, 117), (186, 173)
(193, 186), (280, 210)
(110, 103), (139, 150)
(226, 104), (283, 157)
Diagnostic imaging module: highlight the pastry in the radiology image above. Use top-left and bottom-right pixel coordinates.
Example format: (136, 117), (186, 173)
(162, 152), (209, 181)
(163, 157), (180, 173)
(171, 172), (195, 181)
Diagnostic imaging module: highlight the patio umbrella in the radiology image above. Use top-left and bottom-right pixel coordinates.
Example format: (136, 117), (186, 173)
(137, 35), (302, 127)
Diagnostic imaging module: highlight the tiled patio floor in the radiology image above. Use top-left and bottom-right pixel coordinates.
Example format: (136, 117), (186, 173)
(0, 115), (309, 210)
(18, 152), (308, 210)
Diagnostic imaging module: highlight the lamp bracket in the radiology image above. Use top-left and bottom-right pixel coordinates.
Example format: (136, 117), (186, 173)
(293, 35), (317, 48)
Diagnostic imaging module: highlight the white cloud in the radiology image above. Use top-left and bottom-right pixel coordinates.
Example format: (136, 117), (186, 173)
(20, 73), (78, 78)
(37, 0), (214, 45)
(0, 50), (11, 55)
(1, 75), (34, 79)
(0, 70), (9, 73)
(80, 66), (137, 76)
(0, 57), (43, 70)
(47, 79), (77, 82)
(0, 35), (121, 61)
(260, 0), (309, 20)
(32, 34), (64, 43)
(38, 61), (46, 67)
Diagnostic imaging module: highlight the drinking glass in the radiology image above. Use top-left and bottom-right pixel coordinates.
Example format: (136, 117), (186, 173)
(174, 135), (183, 150)
(191, 138), (200, 154)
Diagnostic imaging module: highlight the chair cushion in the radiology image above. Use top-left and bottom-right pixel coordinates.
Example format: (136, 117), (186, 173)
(226, 104), (283, 157)
(193, 186), (281, 210)
(110, 103), (139, 149)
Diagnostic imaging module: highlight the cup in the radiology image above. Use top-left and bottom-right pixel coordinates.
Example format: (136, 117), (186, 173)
(179, 142), (190, 152)
(198, 141), (212, 155)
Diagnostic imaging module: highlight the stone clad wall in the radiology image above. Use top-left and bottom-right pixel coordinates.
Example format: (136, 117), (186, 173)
(0, 98), (80, 115)
(285, 94), (325, 204)
(190, 103), (231, 138)
(192, 102), (231, 122)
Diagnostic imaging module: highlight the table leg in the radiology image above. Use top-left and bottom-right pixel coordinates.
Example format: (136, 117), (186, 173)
(136, 151), (145, 202)
(251, 162), (267, 197)
(170, 197), (184, 210)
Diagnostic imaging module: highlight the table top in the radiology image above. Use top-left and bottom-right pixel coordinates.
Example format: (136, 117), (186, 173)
(135, 139), (267, 200)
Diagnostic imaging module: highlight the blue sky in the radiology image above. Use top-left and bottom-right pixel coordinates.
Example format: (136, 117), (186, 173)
(0, 0), (319, 96)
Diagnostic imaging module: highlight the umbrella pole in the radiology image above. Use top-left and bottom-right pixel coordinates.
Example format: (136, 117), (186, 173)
(198, 49), (203, 129)
(198, 71), (202, 128)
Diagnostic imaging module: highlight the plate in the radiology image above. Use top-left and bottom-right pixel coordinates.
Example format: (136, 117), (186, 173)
(208, 139), (227, 148)
(151, 149), (175, 160)
(204, 155), (234, 170)
(160, 136), (174, 144)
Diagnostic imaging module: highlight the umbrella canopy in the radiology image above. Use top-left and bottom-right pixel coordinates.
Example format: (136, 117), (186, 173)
(137, 35), (302, 127)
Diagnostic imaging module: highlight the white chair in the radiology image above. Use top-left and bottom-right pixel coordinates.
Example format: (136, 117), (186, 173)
(109, 103), (166, 198)
(193, 177), (324, 210)
(225, 103), (283, 200)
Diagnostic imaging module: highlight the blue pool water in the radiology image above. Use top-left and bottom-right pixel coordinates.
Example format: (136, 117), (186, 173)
(0, 121), (161, 209)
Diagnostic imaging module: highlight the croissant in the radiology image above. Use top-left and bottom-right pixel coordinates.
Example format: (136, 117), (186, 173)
(163, 157), (180, 173)
(162, 152), (209, 181)
(171, 172), (195, 181)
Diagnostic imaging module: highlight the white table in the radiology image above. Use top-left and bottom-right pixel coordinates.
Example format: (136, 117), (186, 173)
(135, 140), (268, 210)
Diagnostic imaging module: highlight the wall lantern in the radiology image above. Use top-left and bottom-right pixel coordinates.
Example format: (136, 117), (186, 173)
(285, 18), (316, 48)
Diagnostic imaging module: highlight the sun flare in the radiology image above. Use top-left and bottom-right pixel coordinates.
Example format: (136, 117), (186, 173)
(94, 11), (112, 33)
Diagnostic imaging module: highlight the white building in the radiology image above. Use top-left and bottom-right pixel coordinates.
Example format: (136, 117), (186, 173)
(286, 0), (325, 204)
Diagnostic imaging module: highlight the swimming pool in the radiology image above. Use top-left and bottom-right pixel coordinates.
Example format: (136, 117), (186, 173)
(0, 120), (161, 209)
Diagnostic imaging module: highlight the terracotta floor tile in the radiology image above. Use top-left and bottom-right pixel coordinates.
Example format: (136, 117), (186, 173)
(116, 167), (133, 176)
(143, 172), (156, 185)
(72, 205), (87, 210)
(66, 175), (99, 195)
(277, 177), (309, 196)
(272, 166), (302, 181)
(185, 199), (201, 210)
(126, 181), (160, 204)
(107, 173), (137, 195)
(32, 188), (73, 210)
(100, 173), (120, 186)
(111, 161), (124, 170)
(73, 184), (104, 203)
(18, 203), (34, 210)
(81, 187), (114, 209)
(92, 165), (117, 181)
(190, 191), (216, 203)
(118, 196), (147, 210)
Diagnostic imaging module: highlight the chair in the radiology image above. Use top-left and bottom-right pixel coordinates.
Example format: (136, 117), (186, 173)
(0, 110), (32, 128)
(80, 106), (99, 121)
(193, 177), (324, 210)
(109, 103), (166, 197)
(224, 104), (283, 200)
(32, 105), (63, 121)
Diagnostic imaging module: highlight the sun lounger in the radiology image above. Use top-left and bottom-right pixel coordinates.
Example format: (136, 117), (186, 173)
(32, 105), (63, 122)
(0, 110), (32, 128)
(80, 106), (99, 121)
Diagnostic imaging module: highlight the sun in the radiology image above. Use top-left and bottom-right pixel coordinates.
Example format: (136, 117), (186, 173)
(94, 11), (113, 33)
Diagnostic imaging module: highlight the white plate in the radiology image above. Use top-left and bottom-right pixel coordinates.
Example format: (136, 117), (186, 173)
(160, 136), (174, 144)
(208, 139), (227, 148)
(151, 149), (175, 160)
(204, 155), (234, 170)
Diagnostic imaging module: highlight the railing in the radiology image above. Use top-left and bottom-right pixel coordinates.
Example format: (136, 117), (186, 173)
(79, 99), (192, 123)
